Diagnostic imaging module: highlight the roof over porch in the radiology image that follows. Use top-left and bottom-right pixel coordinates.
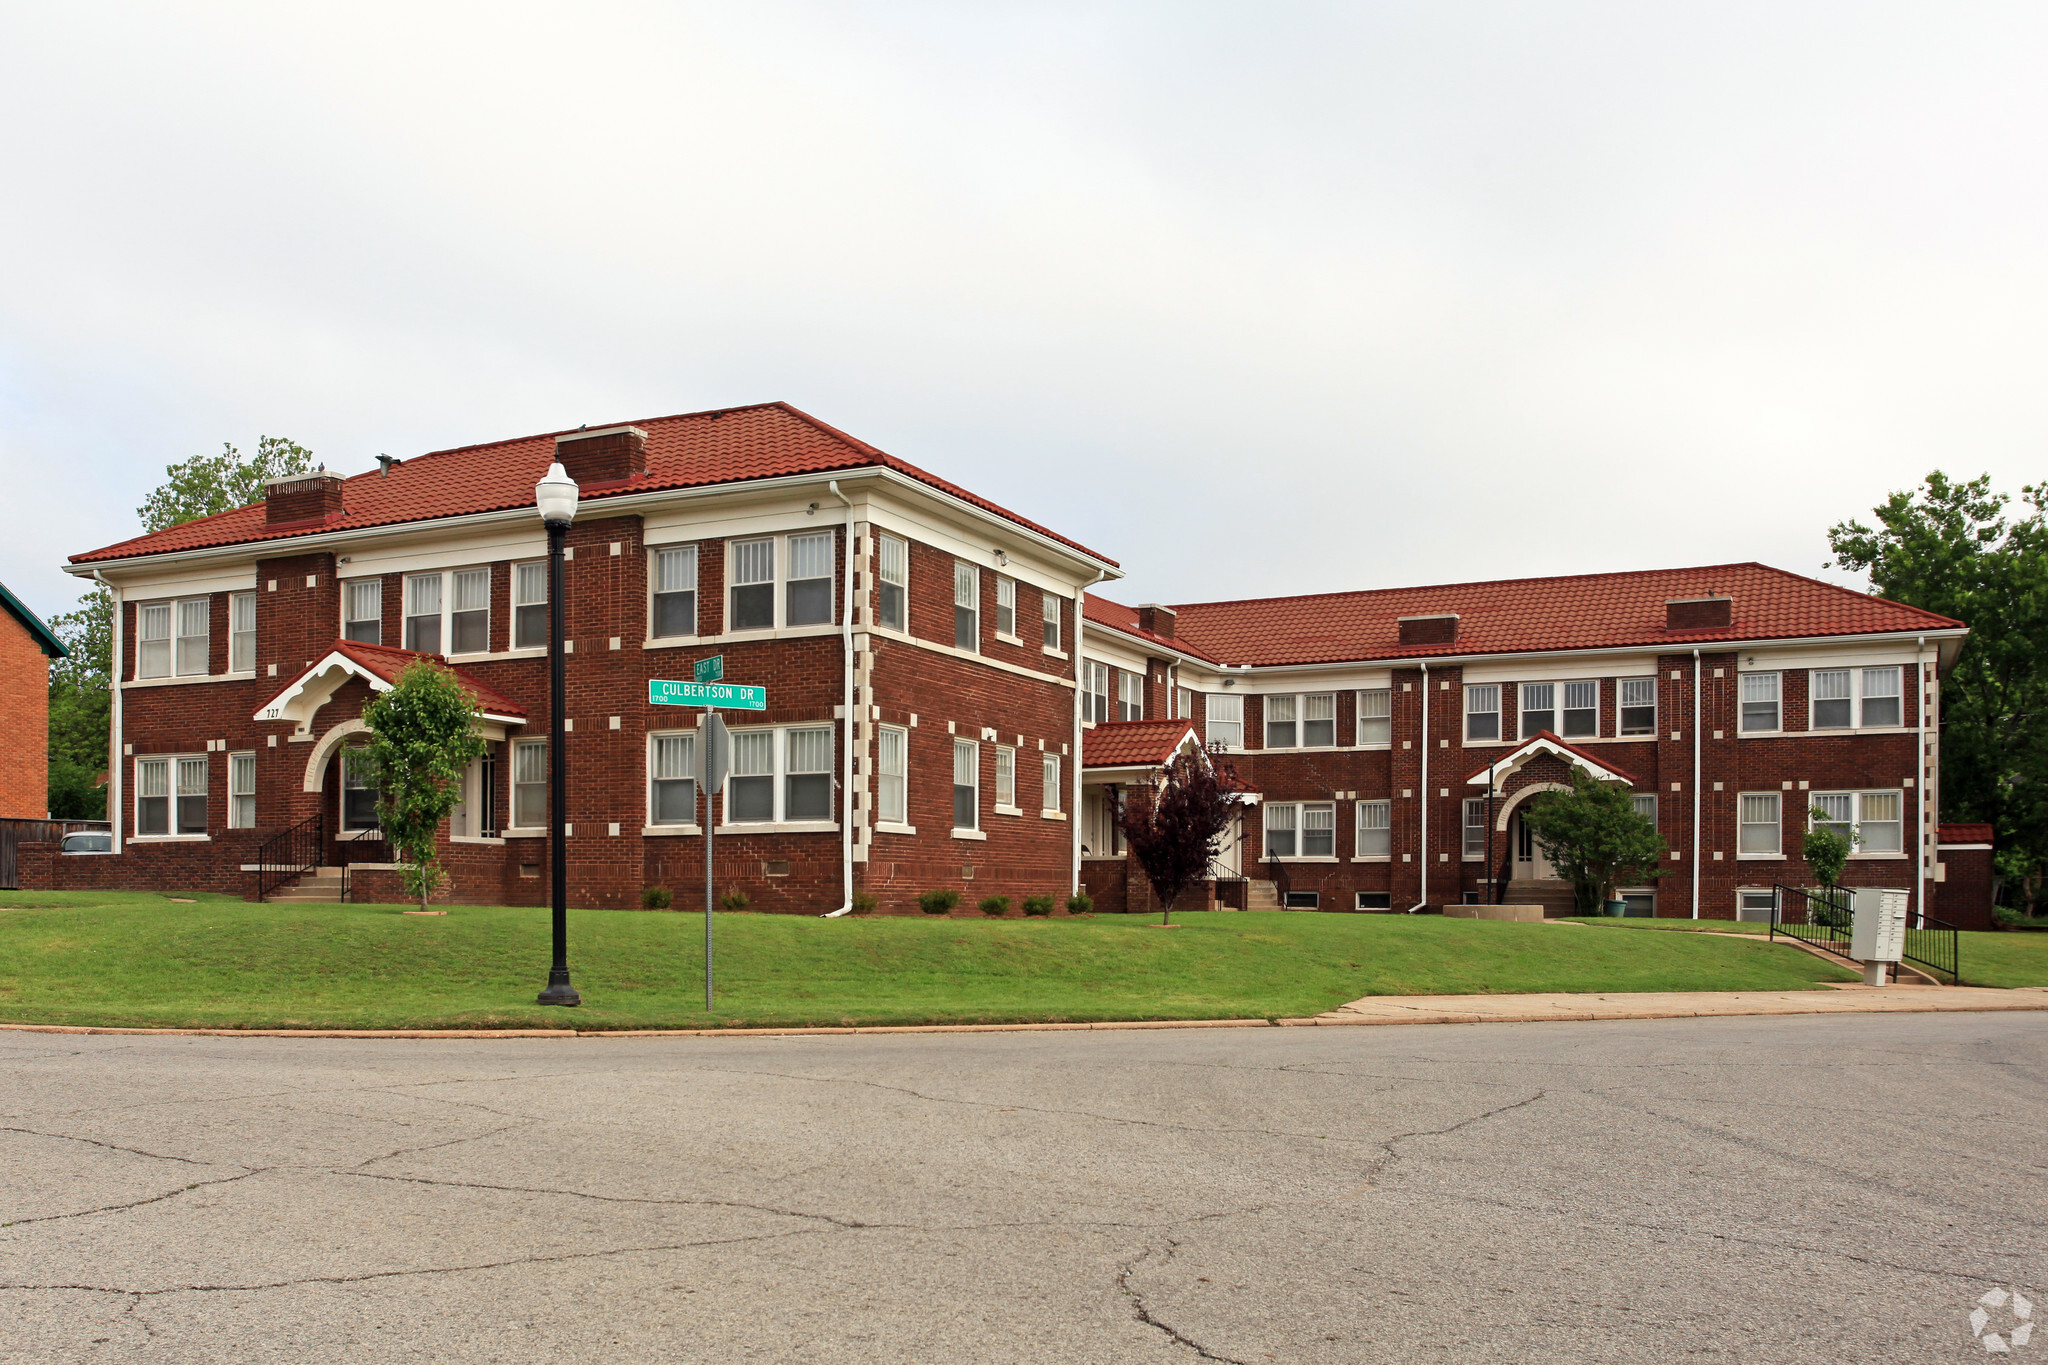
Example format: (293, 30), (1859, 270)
(1464, 730), (1638, 787)
(254, 639), (528, 736)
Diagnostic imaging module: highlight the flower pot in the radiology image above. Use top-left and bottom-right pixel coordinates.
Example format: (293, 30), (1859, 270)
(1602, 899), (1627, 917)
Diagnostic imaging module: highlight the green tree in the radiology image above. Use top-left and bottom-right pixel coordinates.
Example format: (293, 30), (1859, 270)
(358, 659), (487, 910)
(1519, 768), (1667, 912)
(137, 435), (315, 533)
(1827, 473), (2048, 911)
(46, 586), (112, 819)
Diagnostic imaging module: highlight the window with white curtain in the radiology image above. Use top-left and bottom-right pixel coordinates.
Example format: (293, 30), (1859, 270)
(230, 593), (256, 673)
(343, 747), (380, 831)
(1355, 800), (1391, 857)
(1519, 682), (1555, 738)
(344, 579), (382, 645)
(1265, 695), (1296, 748)
(730, 538), (775, 631)
(1811, 790), (1903, 854)
(512, 740), (547, 828)
(138, 603), (172, 679)
(652, 546), (697, 639)
(878, 727), (908, 824)
(514, 562), (549, 649)
(1561, 680), (1597, 738)
(785, 726), (834, 819)
(403, 574), (443, 653)
(953, 739), (979, 830)
(1861, 668), (1902, 727)
(995, 746), (1016, 808)
(723, 728), (835, 824)
(1118, 671), (1144, 721)
(451, 568), (490, 653)
(995, 577), (1016, 638)
(1463, 798), (1488, 858)
(953, 561), (979, 651)
(1357, 688), (1391, 746)
(729, 730), (775, 821)
(1081, 660), (1109, 724)
(786, 531), (834, 627)
(1465, 684), (1500, 742)
(1812, 666), (1902, 729)
(229, 752), (256, 828)
(1632, 794), (1658, 823)
(1266, 802), (1334, 857)
(1206, 693), (1242, 748)
(1619, 677), (1657, 736)
(1811, 669), (1853, 730)
(1173, 686), (1192, 720)
(1041, 592), (1060, 649)
(1741, 673), (1781, 733)
(649, 732), (697, 826)
(1738, 792), (1781, 854)
(175, 756), (208, 834)
(135, 757), (170, 833)
(175, 598), (209, 676)
(878, 535), (908, 632)
(1266, 693), (1337, 747)
(1042, 752), (1061, 813)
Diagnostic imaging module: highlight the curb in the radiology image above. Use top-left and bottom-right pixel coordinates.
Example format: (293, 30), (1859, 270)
(0, 1017), (1281, 1040)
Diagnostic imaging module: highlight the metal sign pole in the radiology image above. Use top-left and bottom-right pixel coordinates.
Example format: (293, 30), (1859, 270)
(697, 710), (731, 1013)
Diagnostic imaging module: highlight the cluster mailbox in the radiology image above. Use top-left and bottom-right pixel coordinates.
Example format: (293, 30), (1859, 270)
(1850, 887), (1910, 986)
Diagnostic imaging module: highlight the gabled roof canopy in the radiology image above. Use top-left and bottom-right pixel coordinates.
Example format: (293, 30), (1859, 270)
(255, 640), (526, 735)
(1083, 720), (1206, 772)
(1465, 731), (1637, 788)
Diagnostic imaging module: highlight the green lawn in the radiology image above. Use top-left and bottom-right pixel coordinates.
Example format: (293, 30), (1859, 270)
(0, 890), (1870, 1031)
(1564, 915), (2048, 988)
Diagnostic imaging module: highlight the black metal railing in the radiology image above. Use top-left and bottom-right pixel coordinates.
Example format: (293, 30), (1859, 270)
(256, 812), (323, 902)
(1770, 884), (1854, 959)
(1905, 912), (1962, 984)
(1213, 876), (1247, 910)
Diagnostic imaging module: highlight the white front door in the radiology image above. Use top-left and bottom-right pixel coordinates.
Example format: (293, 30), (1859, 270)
(1211, 808), (1244, 878)
(1513, 812), (1557, 880)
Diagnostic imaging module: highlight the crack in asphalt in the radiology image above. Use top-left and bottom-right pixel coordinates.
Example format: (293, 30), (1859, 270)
(1118, 1241), (1249, 1364)
(0, 1125), (219, 1167)
(2, 1170), (265, 1229)
(1347, 1090), (1548, 1192)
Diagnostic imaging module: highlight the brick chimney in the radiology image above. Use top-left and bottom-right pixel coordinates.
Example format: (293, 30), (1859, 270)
(1137, 603), (1176, 638)
(1665, 596), (1732, 630)
(265, 470), (345, 525)
(554, 425), (648, 484)
(1397, 613), (1458, 646)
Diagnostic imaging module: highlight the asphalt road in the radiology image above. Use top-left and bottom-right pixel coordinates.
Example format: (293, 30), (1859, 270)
(3, 1014), (2044, 1364)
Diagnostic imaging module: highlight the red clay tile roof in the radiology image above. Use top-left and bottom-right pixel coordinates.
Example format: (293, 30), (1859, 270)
(322, 640), (527, 719)
(1081, 596), (1222, 662)
(1464, 731), (1640, 786)
(1083, 720), (1203, 769)
(1937, 824), (1994, 844)
(73, 402), (1116, 568)
(1134, 563), (1961, 667)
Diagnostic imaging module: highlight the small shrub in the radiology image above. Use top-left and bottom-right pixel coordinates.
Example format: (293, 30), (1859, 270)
(851, 891), (879, 915)
(640, 885), (673, 911)
(919, 888), (961, 915)
(979, 895), (1011, 917)
(719, 888), (750, 913)
(1993, 905), (2048, 930)
(1022, 894), (1055, 917)
(1066, 892), (1093, 916)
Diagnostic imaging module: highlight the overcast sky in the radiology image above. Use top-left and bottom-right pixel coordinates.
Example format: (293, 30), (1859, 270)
(3, 2), (2045, 622)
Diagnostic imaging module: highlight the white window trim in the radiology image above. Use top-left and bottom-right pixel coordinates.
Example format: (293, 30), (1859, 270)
(994, 576), (1018, 643)
(1739, 671), (1784, 736)
(877, 724), (909, 828)
(512, 559), (550, 651)
(1118, 670), (1145, 723)
(1353, 798), (1392, 862)
(1263, 692), (1339, 751)
(952, 560), (980, 655)
(508, 738), (548, 832)
(1617, 676), (1659, 738)
(647, 730), (700, 829)
(1205, 692), (1243, 751)
(341, 577), (384, 646)
(993, 745), (1017, 813)
(726, 534), (837, 636)
(229, 593), (257, 676)
(1736, 790), (1783, 858)
(228, 750), (257, 829)
(1555, 679), (1601, 741)
(1264, 800), (1338, 860)
(648, 543), (701, 643)
(139, 597), (212, 680)
(952, 737), (980, 834)
(1041, 592), (1061, 653)
(1464, 683), (1501, 743)
(721, 725), (838, 828)
(877, 532), (909, 635)
(1461, 797), (1489, 860)
(1081, 660), (1110, 727)
(1355, 688), (1392, 748)
(1806, 666), (1906, 734)
(1810, 787), (1910, 859)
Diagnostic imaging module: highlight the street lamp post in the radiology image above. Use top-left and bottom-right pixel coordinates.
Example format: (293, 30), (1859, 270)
(535, 461), (581, 1008)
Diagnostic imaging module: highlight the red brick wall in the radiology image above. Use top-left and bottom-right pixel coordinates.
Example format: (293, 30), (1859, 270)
(0, 608), (49, 817)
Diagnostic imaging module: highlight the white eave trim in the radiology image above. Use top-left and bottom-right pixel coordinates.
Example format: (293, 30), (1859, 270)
(1467, 736), (1635, 787)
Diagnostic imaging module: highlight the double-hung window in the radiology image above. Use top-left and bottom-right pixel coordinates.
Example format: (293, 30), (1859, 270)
(784, 726), (834, 820)
(878, 534), (908, 632)
(1081, 660), (1110, 724)
(877, 727), (908, 824)
(135, 757), (170, 834)
(1266, 693), (1335, 748)
(1619, 677), (1657, 736)
(1463, 799), (1488, 858)
(786, 532), (834, 627)
(1357, 688), (1391, 746)
(1741, 673), (1781, 732)
(953, 739), (979, 830)
(995, 746), (1016, 809)
(1810, 666), (1903, 730)
(230, 593), (256, 673)
(513, 562), (548, 649)
(1811, 790), (1903, 853)
(649, 732), (697, 826)
(730, 539), (776, 631)
(1561, 680), (1597, 738)
(344, 579), (382, 645)
(1631, 794), (1658, 823)
(1811, 670), (1853, 730)
(1265, 802), (1335, 858)
(342, 747), (380, 831)
(512, 740), (547, 828)
(1519, 683), (1556, 738)
(1042, 592), (1061, 650)
(652, 546), (697, 639)
(1173, 687), (1192, 720)
(1465, 685), (1501, 742)
(1206, 693), (1241, 748)
(1355, 800), (1391, 857)
(1118, 671), (1144, 722)
(1738, 792), (1781, 854)
(175, 756), (208, 834)
(724, 728), (835, 824)
(138, 604), (172, 678)
(451, 568), (490, 653)
(1860, 667), (1902, 727)
(403, 574), (443, 653)
(953, 561), (979, 651)
(729, 731), (775, 821)
(1042, 753), (1062, 814)
(995, 577), (1016, 638)
(175, 599), (209, 677)
(229, 752), (256, 829)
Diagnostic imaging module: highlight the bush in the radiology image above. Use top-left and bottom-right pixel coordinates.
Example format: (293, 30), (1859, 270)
(1807, 887), (1852, 929)
(978, 895), (1011, 917)
(640, 886), (673, 911)
(1022, 895), (1055, 917)
(1993, 905), (2048, 931)
(1066, 892), (1093, 915)
(719, 888), (750, 913)
(919, 888), (961, 915)
(851, 891), (879, 915)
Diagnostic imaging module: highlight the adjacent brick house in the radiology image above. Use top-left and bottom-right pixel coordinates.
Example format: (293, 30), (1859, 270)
(31, 402), (1981, 921)
(0, 581), (68, 818)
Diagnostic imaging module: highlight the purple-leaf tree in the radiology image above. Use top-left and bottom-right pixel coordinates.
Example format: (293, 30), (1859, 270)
(1113, 749), (1243, 925)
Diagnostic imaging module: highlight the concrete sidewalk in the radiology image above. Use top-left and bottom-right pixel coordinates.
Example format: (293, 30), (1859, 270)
(1292, 982), (2048, 1027)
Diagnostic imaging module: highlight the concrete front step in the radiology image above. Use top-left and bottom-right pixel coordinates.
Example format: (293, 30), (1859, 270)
(1503, 880), (1581, 917)
(268, 873), (345, 904)
(1245, 879), (1281, 911)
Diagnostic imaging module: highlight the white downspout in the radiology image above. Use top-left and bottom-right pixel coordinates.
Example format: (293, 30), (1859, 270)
(1072, 570), (1108, 897)
(820, 480), (858, 917)
(1692, 648), (1701, 919)
(1407, 661), (1430, 913)
(1916, 635), (1929, 928)
(94, 569), (122, 848)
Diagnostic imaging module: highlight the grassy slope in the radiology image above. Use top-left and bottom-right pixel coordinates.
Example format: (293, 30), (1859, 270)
(0, 890), (1865, 1031)
(1565, 916), (2048, 988)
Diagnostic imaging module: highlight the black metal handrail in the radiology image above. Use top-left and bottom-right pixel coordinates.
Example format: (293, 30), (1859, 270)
(256, 812), (323, 902)
(1905, 912), (1962, 984)
(1770, 884), (1854, 959)
(1212, 876), (1247, 910)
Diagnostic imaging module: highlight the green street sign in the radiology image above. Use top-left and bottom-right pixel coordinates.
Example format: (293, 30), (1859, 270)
(649, 679), (766, 710)
(694, 655), (724, 685)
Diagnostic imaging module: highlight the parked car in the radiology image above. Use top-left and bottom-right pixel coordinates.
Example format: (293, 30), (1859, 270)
(60, 831), (113, 854)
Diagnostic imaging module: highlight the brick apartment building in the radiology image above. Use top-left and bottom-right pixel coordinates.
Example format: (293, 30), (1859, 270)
(26, 402), (1992, 924)
(0, 581), (68, 819)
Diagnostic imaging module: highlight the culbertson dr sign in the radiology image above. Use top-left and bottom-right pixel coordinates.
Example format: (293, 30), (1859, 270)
(648, 679), (766, 710)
